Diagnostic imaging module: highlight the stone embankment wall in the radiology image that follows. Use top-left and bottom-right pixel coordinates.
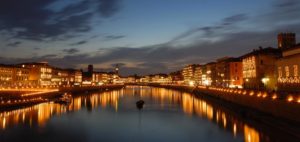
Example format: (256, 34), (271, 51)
(148, 84), (300, 123)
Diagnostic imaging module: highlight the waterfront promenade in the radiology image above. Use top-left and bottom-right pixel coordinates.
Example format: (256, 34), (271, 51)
(1, 83), (299, 123)
(142, 83), (300, 123)
(0, 85), (124, 110)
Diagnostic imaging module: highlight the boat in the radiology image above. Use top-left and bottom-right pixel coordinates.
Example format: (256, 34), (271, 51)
(136, 100), (145, 109)
(54, 94), (72, 105)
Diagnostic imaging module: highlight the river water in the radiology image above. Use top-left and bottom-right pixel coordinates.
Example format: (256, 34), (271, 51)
(0, 86), (294, 142)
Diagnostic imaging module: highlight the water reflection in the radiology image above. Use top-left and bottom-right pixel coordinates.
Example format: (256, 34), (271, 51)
(0, 86), (290, 142)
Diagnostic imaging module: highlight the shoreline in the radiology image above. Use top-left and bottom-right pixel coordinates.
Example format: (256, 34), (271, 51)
(142, 84), (300, 140)
(138, 83), (300, 123)
(0, 85), (124, 111)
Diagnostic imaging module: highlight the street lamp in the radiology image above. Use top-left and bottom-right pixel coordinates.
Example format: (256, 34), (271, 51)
(189, 81), (195, 87)
(261, 77), (269, 84)
(261, 77), (270, 90)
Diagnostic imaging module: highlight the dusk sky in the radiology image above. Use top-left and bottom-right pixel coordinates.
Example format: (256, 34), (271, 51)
(0, 0), (300, 76)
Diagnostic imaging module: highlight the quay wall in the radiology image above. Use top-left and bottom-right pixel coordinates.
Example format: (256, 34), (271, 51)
(139, 84), (300, 123)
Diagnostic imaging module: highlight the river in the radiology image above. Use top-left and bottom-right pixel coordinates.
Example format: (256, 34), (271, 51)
(0, 86), (295, 142)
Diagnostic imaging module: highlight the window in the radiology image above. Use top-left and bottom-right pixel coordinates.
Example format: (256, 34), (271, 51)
(294, 65), (298, 77)
(285, 66), (290, 77)
(278, 67), (282, 78)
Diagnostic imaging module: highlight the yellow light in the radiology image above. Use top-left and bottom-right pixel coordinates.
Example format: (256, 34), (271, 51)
(261, 78), (270, 84)
(189, 81), (195, 87)
(287, 96), (293, 102)
(257, 92), (261, 97)
(249, 91), (254, 96)
(203, 80), (209, 86)
(272, 94), (277, 100)
(262, 93), (267, 98)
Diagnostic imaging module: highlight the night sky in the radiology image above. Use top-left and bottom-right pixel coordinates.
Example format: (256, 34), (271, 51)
(0, 0), (300, 76)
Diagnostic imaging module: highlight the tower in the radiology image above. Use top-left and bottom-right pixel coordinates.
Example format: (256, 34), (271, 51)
(88, 64), (93, 73)
(278, 33), (296, 49)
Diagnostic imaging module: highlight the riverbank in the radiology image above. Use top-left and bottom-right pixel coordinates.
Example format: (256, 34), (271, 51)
(142, 84), (300, 122)
(143, 84), (300, 139)
(0, 85), (124, 111)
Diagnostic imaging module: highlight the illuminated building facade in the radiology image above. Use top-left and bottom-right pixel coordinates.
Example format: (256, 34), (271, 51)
(229, 60), (243, 88)
(20, 62), (53, 86)
(12, 66), (30, 87)
(277, 44), (300, 92)
(51, 68), (68, 86)
(0, 65), (30, 87)
(242, 47), (281, 90)
(124, 76), (137, 83)
(205, 62), (217, 86)
(194, 65), (203, 85)
(0, 65), (14, 87)
(216, 57), (243, 88)
(169, 71), (183, 84)
(150, 74), (171, 84)
(51, 68), (82, 86)
(140, 75), (150, 83)
(73, 70), (82, 85)
(182, 64), (200, 85)
(92, 72), (109, 85)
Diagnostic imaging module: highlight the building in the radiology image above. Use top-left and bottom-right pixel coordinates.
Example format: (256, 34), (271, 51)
(52, 68), (82, 87)
(194, 65), (203, 85)
(51, 68), (69, 86)
(215, 57), (243, 88)
(242, 47), (281, 90)
(19, 62), (53, 87)
(72, 69), (82, 85)
(278, 33), (296, 49)
(169, 71), (183, 84)
(0, 64), (30, 87)
(228, 59), (243, 88)
(12, 66), (30, 87)
(140, 76), (151, 83)
(92, 72), (109, 85)
(277, 44), (300, 92)
(182, 64), (200, 85)
(150, 74), (170, 84)
(0, 64), (14, 87)
(204, 62), (217, 86)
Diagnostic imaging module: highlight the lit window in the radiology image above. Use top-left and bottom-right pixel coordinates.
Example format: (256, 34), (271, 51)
(285, 66), (290, 77)
(294, 65), (298, 77)
(278, 67), (282, 78)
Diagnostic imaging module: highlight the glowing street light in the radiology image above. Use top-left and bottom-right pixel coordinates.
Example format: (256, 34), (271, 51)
(261, 78), (270, 84)
(203, 80), (209, 86)
(189, 81), (195, 87)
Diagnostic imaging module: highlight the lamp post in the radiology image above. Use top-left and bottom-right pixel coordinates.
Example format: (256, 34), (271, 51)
(261, 77), (270, 90)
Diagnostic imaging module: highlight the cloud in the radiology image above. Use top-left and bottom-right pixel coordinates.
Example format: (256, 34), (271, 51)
(70, 40), (88, 46)
(40, 54), (57, 58)
(222, 14), (248, 25)
(274, 0), (298, 8)
(1, 1), (300, 76)
(169, 13), (248, 43)
(6, 41), (21, 47)
(104, 35), (125, 40)
(62, 48), (80, 54)
(0, 0), (121, 41)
